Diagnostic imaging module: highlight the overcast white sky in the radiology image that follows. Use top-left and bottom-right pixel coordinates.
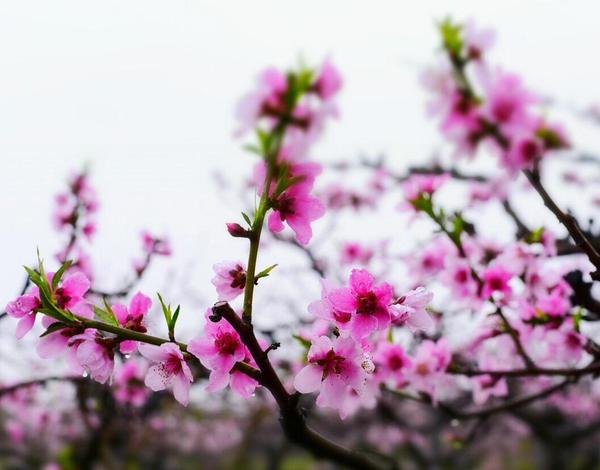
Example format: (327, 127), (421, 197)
(2, 0), (600, 354)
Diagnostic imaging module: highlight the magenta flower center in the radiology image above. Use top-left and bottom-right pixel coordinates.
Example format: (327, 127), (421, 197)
(228, 266), (247, 289)
(454, 269), (469, 283)
(488, 276), (505, 292)
(214, 332), (240, 356)
(55, 287), (72, 309)
(315, 349), (347, 377)
(333, 310), (352, 324)
(388, 354), (405, 371)
(274, 195), (296, 221)
(356, 291), (380, 315)
(492, 100), (515, 123)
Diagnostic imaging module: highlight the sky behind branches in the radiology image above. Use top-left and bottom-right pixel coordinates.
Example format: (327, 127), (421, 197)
(2, 0), (600, 365)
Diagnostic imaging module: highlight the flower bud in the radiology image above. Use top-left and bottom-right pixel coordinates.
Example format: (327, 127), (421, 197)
(226, 223), (251, 238)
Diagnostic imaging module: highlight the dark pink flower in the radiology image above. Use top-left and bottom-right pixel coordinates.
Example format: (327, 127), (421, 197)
(326, 269), (394, 340)
(481, 265), (513, 301)
(113, 292), (152, 353)
(268, 184), (325, 245)
(373, 343), (412, 388)
(188, 312), (251, 396)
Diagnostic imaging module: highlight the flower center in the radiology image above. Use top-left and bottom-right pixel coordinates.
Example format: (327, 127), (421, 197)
(357, 291), (379, 315)
(316, 349), (347, 377)
(215, 332), (240, 356)
(229, 265), (247, 289)
(55, 287), (72, 309)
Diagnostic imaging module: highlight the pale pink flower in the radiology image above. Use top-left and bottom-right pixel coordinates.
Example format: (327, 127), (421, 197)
(211, 261), (247, 301)
(5, 290), (41, 339)
(391, 286), (435, 333)
(314, 58), (343, 101)
(402, 174), (449, 205)
(114, 360), (150, 407)
(69, 329), (115, 384)
(235, 67), (288, 137)
(141, 231), (172, 256)
(405, 339), (452, 401)
(294, 335), (370, 419)
(443, 260), (479, 300)
(340, 242), (374, 266)
(139, 343), (194, 406)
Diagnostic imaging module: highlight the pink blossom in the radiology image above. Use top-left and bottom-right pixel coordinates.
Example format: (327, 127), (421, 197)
(402, 174), (448, 205)
(405, 339), (452, 401)
(69, 329), (115, 384)
(314, 58), (343, 101)
(141, 231), (172, 256)
(113, 292), (152, 353)
(139, 342), (194, 406)
(472, 374), (508, 405)
(188, 312), (256, 397)
(340, 242), (374, 266)
(373, 343), (412, 388)
(502, 134), (544, 173)
(545, 320), (586, 364)
(5, 291), (41, 339)
(471, 354), (508, 405)
(114, 360), (150, 407)
(481, 69), (538, 134)
(268, 184), (325, 245)
(463, 20), (495, 60)
(481, 265), (513, 301)
(211, 261), (247, 302)
(235, 67), (288, 137)
(293, 336), (371, 419)
(537, 283), (572, 318)
(443, 260), (479, 300)
(324, 269), (394, 340)
(391, 286), (435, 333)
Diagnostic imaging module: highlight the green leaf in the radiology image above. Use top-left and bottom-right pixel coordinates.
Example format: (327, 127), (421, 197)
(94, 306), (118, 326)
(170, 305), (181, 330)
(573, 308), (584, 331)
(241, 212), (252, 227)
(439, 18), (464, 58)
(292, 334), (311, 350)
(157, 292), (172, 326)
(24, 266), (43, 288)
(527, 227), (545, 244)
(256, 264), (278, 280)
(52, 260), (73, 290)
(40, 322), (69, 337)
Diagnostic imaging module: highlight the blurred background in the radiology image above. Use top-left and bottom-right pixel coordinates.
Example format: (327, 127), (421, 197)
(2, 1), (600, 468)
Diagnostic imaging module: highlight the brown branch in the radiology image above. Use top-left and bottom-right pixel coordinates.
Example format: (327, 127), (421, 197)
(0, 376), (86, 398)
(524, 169), (600, 280)
(211, 301), (389, 470)
(449, 360), (600, 378)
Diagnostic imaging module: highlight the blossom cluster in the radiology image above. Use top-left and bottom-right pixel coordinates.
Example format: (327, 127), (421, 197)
(423, 19), (569, 173)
